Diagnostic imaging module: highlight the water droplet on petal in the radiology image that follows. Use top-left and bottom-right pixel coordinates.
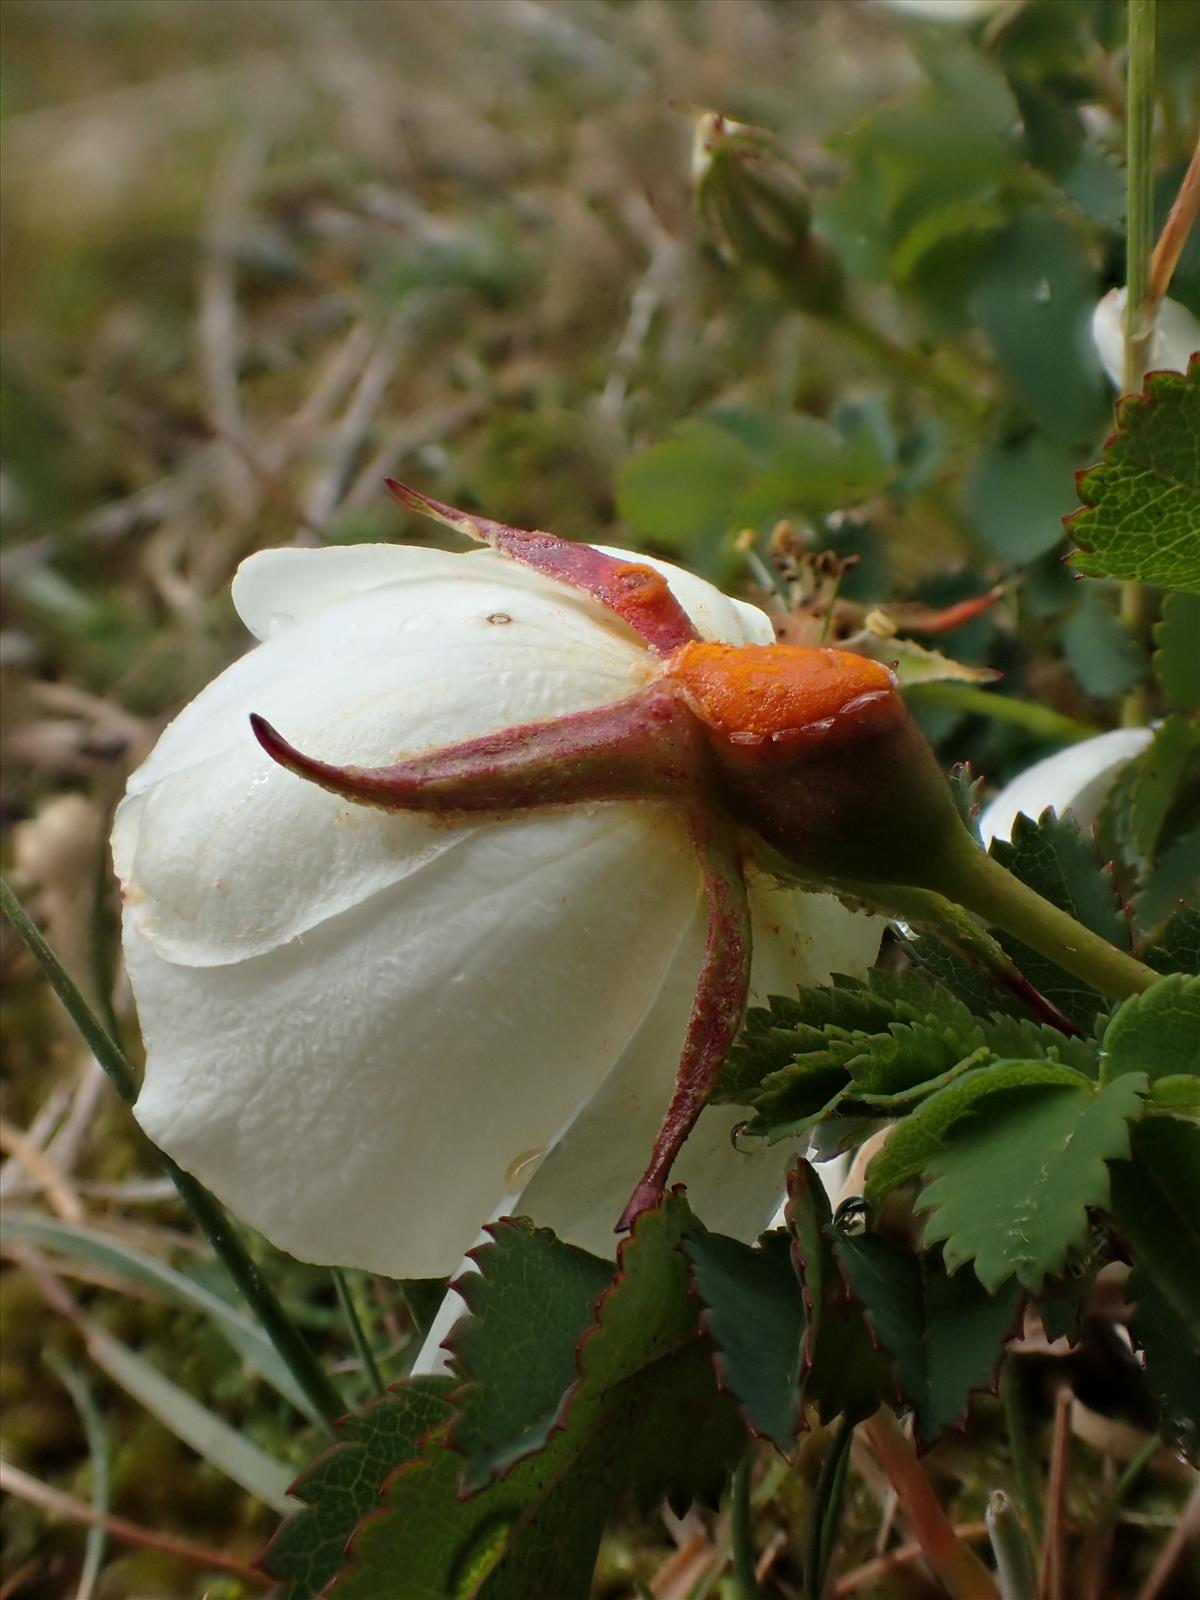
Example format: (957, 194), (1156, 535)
(400, 613), (436, 636)
(267, 611), (294, 637)
(504, 1148), (546, 1188)
(730, 1121), (766, 1154)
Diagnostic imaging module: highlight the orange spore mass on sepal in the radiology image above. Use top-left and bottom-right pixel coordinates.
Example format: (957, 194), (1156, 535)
(664, 640), (897, 749)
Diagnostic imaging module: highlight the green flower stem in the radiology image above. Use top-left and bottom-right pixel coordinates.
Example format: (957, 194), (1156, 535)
(1121, 0), (1158, 727)
(1, 875), (345, 1431)
(730, 1452), (764, 1600)
(938, 843), (1158, 1001)
(332, 1269), (386, 1397)
(803, 1416), (855, 1600)
(1001, 1358), (1043, 1550)
(902, 683), (1101, 745)
(986, 1491), (1037, 1600)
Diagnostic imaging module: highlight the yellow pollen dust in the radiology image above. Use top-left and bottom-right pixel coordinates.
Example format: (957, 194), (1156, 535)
(665, 641), (895, 744)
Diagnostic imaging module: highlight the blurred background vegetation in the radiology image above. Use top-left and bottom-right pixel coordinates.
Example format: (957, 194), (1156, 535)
(2, 1), (1197, 1596)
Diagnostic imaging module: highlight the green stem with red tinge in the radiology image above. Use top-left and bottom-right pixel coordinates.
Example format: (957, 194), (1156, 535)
(932, 838), (1157, 1001)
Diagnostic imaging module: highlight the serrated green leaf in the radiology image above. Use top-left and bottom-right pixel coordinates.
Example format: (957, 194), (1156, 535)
(975, 1014), (1097, 1075)
(446, 1220), (613, 1494)
(261, 1379), (455, 1599)
(917, 1073), (1148, 1291)
(684, 1227), (805, 1450)
(1099, 974), (1200, 1086)
(1155, 592), (1200, 711)
(990, 809), (1129, 1028)
(832, 1233), (1021, 1447)
(721, 970), (990, 1123)
(1067, 357), (1200, 592)
(1147, 905), (1200, 975)
(1133, 827), (1200, 938)
(1129, 715), (1200, 863)
(866, 1061), (1094, 1203)
(1063, 588), (1144, 699)
(785, 1159), (831, 1374)
(332, 1198), (743, 1600)
(337, 1346), (742, 1600)
(785, 1164), (892, 1425)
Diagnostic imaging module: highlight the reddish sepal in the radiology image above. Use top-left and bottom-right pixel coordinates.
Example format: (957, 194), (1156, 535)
(385, 479), (699, 656)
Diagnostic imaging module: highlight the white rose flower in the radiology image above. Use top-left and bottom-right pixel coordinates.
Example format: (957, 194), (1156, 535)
(880, 0), (1007, 22)
(1091, 287), (1200, 391)
(979, 726), (1153, 846)
(113, 540), (883, 1279)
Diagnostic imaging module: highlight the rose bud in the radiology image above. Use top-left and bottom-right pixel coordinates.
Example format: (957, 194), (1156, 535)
(693, 111), (844, 315)
(112, 519), (883, 1279)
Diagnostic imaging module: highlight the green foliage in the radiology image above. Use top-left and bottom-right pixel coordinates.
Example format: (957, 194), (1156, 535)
(916, 1073), (1147, 1292)
(783, 1164), (894, 1427)
(1064, 588), (1145, 700)
(1108, 1120), (1200, 1456)
(1128, 716), (1200, 863)
(262, 1380), (455, 1599)
(990, 809), (1130, 1028)
(1155, 593), (1200, 711)
(722, 962), (1096, 1146)
(616, 409), (888, 569)
(1067, 358), (1200, 593)
(864, 1061), (1096, 1205)
(446, 1220), (613, 1494)
(682, 1227), (805, 1450)
(969, 212), (1107, 445)
(288, 1198), (746, 1600)
(967, 434), (1084, 564)
(1148, 906), (1200, 976)
(1098, 975), (1200, 1086)
(832, 1233), (1021, 1448)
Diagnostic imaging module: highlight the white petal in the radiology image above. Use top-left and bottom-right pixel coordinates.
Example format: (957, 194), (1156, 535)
(412, 877), (883, 1373)
(879, 0), (1004, 20)
(1092, 288), (1200, 391)
(131, 803), (704, 1280)
(116, 576), (650, 966)
(979, 727), (1153, 845)
(234, 540), (775, 650)
(507, 873), (884, 1255)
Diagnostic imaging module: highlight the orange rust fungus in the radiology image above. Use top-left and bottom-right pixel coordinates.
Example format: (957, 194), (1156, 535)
(664, 640), (897, 748)
(613, 563), (673, 609)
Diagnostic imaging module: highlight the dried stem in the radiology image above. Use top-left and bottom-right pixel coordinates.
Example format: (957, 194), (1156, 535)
(833, 1524), (992, 1596)
(1148, 133), (1200, 314)
(1038, 1387), (1072, 1600)
(860, 1407), (999, 1600)
(1135, 1477), (1200, 1600)
(0, 1461), (271, 1586)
